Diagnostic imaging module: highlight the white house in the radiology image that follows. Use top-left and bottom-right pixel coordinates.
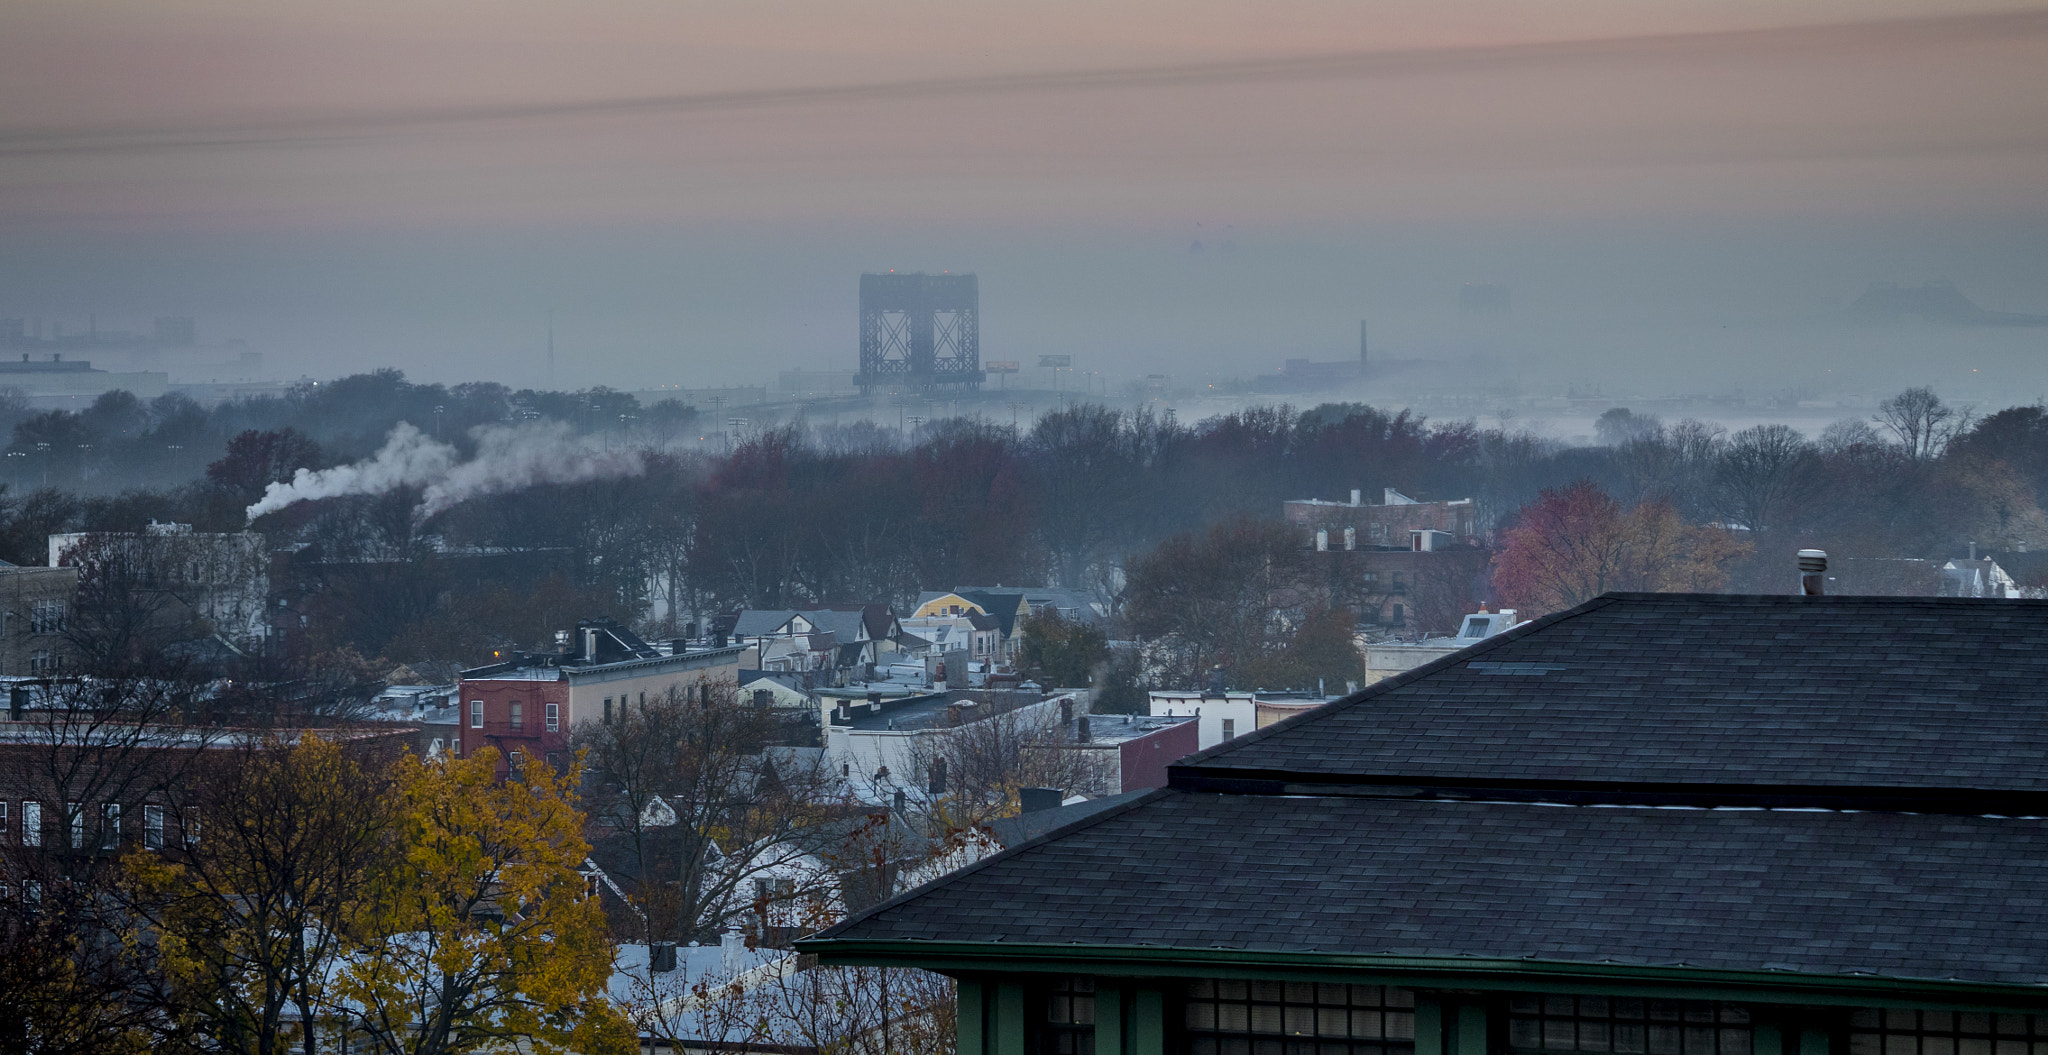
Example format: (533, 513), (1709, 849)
(1146, 691), (1259, 750)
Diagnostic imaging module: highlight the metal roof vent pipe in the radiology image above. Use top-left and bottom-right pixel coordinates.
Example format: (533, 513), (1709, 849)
(1798, 549), (1828, 596)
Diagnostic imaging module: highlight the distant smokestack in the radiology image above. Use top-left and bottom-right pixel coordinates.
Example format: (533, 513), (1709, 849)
(1798, 549), (1828, 596)
(1359, 320), (1368, 374)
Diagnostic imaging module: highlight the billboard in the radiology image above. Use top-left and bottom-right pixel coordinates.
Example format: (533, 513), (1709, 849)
(1038, 355), (1072, 368)
(985, 361), (1020, 373)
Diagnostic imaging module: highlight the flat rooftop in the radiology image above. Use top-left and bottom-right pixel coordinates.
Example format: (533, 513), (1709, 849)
(1052, 713), (1194, 746)
(835, 689), (1061, 732)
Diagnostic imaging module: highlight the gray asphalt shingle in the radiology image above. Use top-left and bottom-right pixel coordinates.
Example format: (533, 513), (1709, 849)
(1195, 594), (2048, 790)
(826, 791), (2048, 985)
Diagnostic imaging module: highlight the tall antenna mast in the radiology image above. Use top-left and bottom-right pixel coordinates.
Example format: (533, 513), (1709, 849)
(546, 309), (555, 390)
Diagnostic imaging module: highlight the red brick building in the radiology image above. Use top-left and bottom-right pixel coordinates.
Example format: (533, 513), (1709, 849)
(456, 668), (570, 777)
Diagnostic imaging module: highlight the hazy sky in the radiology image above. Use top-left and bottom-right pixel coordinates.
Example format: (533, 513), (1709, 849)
(1, 0), (2044, 394)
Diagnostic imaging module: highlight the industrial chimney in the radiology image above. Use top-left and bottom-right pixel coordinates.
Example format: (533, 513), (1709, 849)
(1798, 549), (1828, 596)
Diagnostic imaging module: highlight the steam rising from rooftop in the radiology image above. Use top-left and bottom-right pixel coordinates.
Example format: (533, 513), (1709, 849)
(245, 421), (645, 523)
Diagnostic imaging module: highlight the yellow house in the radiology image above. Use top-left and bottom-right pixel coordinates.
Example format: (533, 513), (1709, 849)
(911, 592), (985, 619)
(911, 590), (1031, 663)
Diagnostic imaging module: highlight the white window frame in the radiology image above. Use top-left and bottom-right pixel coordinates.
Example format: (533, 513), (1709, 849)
(470, 700), (483, 728)
(510, 702), (523, 731)
(545, 703), (559, 732)
(22, 801), (40, 847)
(68, 801), (83, 848)
(144, 804), (164, 850)
(101, 803), (120, 849)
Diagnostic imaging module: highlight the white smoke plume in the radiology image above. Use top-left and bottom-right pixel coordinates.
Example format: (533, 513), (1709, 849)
(245, 421), (645, 523)
(418, 421), (644, 519)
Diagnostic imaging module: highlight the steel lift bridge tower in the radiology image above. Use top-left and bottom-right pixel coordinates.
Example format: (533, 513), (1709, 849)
(857, 272), (983, 395)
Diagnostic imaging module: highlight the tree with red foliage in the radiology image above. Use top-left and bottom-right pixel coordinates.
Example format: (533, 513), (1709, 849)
(1493, 480), (1748, 618)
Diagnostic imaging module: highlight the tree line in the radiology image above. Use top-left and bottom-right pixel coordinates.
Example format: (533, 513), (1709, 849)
(4, 373), (2044, 680)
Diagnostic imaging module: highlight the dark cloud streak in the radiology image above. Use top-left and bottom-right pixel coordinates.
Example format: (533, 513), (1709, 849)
(2, 8), (2042, 159)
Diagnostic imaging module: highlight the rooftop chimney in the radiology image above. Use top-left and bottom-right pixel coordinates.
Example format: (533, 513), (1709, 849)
(720, 930), (746, 977)
(1351, 488), (1362, 506)
(1019, 787), (1062, 813)
(1798, 549), (1828, 596)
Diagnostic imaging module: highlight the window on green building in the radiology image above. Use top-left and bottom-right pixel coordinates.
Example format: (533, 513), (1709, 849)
(1506, 997), (1751, 1055)
(1037, 976), (1096, 1055)
(1849, 1009), (2048, 1055)
(1183, 980), (1414, 1055)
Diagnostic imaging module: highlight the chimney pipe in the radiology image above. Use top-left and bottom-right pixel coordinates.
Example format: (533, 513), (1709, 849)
(1798, 549), (1828, 596)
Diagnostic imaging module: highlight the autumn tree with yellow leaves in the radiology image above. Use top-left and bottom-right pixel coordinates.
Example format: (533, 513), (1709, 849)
(334, 747), (634, 1055)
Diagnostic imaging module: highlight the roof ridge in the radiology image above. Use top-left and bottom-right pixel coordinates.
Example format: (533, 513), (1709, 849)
(1174, 594), (1622, 769)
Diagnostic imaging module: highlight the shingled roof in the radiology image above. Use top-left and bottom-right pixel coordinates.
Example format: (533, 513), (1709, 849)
(821, 790), (2048, 986)
(1190, 593), (2048, 795)
(808, 594), (2048, 997)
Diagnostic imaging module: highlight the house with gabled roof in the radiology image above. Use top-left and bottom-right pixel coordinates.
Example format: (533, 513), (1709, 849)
(913, 590), (1029, 663)
(802, 593), (2048, 1055)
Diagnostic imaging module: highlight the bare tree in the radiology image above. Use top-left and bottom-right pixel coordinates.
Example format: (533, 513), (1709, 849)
(896, 697), (1109, 827)
(1875, 387), (1971, 460)
(1715, 424), (1812, 533)
(573, 679), (845, 945)
(1123, 518), (1318, 688)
